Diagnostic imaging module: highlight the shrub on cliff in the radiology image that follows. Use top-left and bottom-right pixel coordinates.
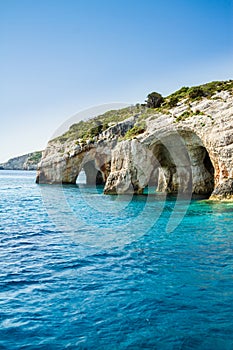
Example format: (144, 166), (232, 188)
(123, 121), (146, 140)
(28, 151), (42, 163)
(167, 95), (179, 107)
(188, 86), (205, 100)
(146, 92), (164, 108)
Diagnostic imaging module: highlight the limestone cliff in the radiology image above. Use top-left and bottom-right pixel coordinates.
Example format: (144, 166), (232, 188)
(36, 80), (233, 200)
(1, 151), (42, 171)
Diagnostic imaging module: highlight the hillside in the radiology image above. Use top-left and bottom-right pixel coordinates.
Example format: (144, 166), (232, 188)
(53, 80), (233, 144)
(36, 79), (233, 200)
(0, 151), (42, 171)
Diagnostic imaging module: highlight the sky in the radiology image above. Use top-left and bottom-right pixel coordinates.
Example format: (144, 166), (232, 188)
(0, 0), (233, 162)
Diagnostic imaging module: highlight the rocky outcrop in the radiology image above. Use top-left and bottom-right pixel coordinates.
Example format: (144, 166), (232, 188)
(104, 139), (154, 194)
(210, 178), (233, 200)
(36, 89), (233, 201)
(1, 151), (42, 170)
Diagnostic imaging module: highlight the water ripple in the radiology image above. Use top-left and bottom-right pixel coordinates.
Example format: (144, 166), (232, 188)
(0, 171), (233, 349)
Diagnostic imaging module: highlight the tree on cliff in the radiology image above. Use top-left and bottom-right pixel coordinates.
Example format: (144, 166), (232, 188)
(145, 92), (164, 108)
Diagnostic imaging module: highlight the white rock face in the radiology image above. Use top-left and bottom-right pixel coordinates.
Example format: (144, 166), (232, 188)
(36, 92), (233, 200)
(0, 152), (42, 170)
(104, 139), (154, 194)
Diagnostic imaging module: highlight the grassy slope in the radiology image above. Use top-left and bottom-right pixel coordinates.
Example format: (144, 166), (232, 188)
(53, 80), (233, 143)
(27, 151), (43, 163)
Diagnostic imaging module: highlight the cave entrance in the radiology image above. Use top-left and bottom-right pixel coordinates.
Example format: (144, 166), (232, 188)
(148, 131), (215, 197)
(189, 145), (214, 195)
(76, 160), (105, 186)
(149, 142), (180, 193)
(76, 169), (86, 184)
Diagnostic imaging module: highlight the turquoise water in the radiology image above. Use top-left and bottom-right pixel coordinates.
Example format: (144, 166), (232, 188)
(0, 170), (233, 349)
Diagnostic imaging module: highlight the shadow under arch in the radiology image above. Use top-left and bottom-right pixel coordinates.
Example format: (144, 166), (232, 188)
(147, 127), (215, 197)
(76, 159), (105, 186)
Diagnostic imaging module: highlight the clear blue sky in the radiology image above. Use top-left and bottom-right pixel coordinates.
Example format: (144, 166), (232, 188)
(0, 0), (232, 162)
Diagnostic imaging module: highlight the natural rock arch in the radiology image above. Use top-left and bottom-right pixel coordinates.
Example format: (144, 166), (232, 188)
(36, 142), (112, 186)
(104, 128), (215, 196)
(76, 160), (105, 185)
(148, 129), (215, 195)
(36, 89), (233, 200)
(37, 130), (215, 197)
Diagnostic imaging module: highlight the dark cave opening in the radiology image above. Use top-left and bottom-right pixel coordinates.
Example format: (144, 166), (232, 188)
(76, 160), (105, 186)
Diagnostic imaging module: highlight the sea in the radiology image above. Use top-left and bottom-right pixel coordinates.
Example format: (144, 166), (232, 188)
(0, 170), (233, 349)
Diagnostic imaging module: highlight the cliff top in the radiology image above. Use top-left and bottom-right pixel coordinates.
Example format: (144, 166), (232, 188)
(52, 79), (233, 145)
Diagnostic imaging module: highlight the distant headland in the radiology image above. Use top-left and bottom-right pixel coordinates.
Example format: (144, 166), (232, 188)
(0, 151), (42, 171)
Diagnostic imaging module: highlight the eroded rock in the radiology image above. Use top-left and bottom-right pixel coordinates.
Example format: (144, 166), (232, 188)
(36, 91), (233, 200)
(209, 178), (233, 200)
(104, 139), (154, 194)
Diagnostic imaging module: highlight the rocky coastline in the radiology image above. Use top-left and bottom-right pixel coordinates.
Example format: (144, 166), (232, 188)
(36, 81), (233, 201)
(0, 151), (42, 171)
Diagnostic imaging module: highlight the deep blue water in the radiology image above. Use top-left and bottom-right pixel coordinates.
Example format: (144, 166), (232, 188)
(0, 170), (233, 349)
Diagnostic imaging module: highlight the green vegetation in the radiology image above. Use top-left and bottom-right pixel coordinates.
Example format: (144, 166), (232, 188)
(188, 86), (205, 99)
(174, 109), (213, 123)
(195, 109), (205, 115)
(28, 151), (42, 163)
(53, 79), (232, 143)
(174, 109), (206, 123)
(175, 110), (193, 122)
(166, 95), (179, 108)
(165, 80), (233, 106)
(52, 106), (144, 143)
(145, 92), (164, 108)
(122, 121), (146, 140)
(165, 86), (189, 106)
